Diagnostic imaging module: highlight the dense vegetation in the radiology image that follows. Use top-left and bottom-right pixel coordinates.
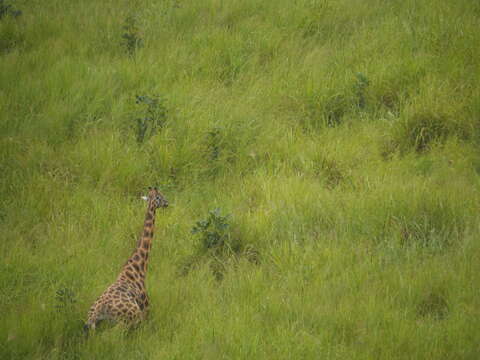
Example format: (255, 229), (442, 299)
(1, 0), (479, 358)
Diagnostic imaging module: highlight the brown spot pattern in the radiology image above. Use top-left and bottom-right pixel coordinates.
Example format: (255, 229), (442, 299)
(126, 272), (135, 281)
(84, 188), (166, 330)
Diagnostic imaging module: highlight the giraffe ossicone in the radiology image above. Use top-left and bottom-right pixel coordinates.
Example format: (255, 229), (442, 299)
(84, 187), (168, 332)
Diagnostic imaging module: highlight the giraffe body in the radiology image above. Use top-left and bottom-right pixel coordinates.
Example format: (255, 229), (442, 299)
(84, 187), (168, 331)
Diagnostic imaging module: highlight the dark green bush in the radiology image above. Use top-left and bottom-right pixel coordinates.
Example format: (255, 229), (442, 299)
(54, 287), (77, 311)
(0, 1), (22, 54)
(192, 208), (233, 251)
(353, 72), (370, 110)
(180, 209), (258, 280)
(122, 15), (143, 56)
(134, 95), (168, 144)
(0, 0), (21, 19)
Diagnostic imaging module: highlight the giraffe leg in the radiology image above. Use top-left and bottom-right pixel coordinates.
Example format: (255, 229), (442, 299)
(84, 311), (100, 333)
(83, 320), (95, 336)
(84, 300), (111, 333)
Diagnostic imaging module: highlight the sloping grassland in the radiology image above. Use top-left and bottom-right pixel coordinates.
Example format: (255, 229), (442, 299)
(1, 0), (479, 358)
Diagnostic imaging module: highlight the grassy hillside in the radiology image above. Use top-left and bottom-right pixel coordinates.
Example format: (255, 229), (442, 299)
(1, 0), (479, 358)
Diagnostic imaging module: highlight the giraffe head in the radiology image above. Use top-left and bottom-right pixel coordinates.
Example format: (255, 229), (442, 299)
(142, 187), (168, 209)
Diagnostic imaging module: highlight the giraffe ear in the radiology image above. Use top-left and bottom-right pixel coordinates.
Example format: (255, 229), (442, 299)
(141, 196), (149, 201)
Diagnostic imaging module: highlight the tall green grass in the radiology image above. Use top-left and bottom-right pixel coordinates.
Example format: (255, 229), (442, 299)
(1, 0), (479, 358)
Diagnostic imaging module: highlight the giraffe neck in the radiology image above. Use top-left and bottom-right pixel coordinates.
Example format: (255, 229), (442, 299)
(139, 202), (156, 260)
(121, 202), (157, 283)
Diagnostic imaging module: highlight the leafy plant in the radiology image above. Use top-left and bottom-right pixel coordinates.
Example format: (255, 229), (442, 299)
(203, 127), (225, 177)
(134, 95), (168, 144)
(0, 0), (22, 19)
(354, 72), (370, 109)
(0, 0), (22, 54)
(181, 209), (258, 280)
(122, 15), (143, 56)
(54, 287), (77, 311)
(192, 208), (231, 250)
(207, 127), (221, 161)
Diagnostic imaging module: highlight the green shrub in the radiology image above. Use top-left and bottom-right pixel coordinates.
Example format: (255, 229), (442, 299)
(207, 127), (221, 161)
(192, 208), (232, 251)
(353, 72), (370, 110)
(181, 208), (258, 280)
(121, 15), (143, 56)
(0, 0), (21, 19)
(134, 95), (168, 144)
(54, 287), (77, 312)
(0, 1), (22, 54)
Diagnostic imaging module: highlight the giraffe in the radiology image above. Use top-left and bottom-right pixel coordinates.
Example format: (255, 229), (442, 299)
(84, 187), (168, 332)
